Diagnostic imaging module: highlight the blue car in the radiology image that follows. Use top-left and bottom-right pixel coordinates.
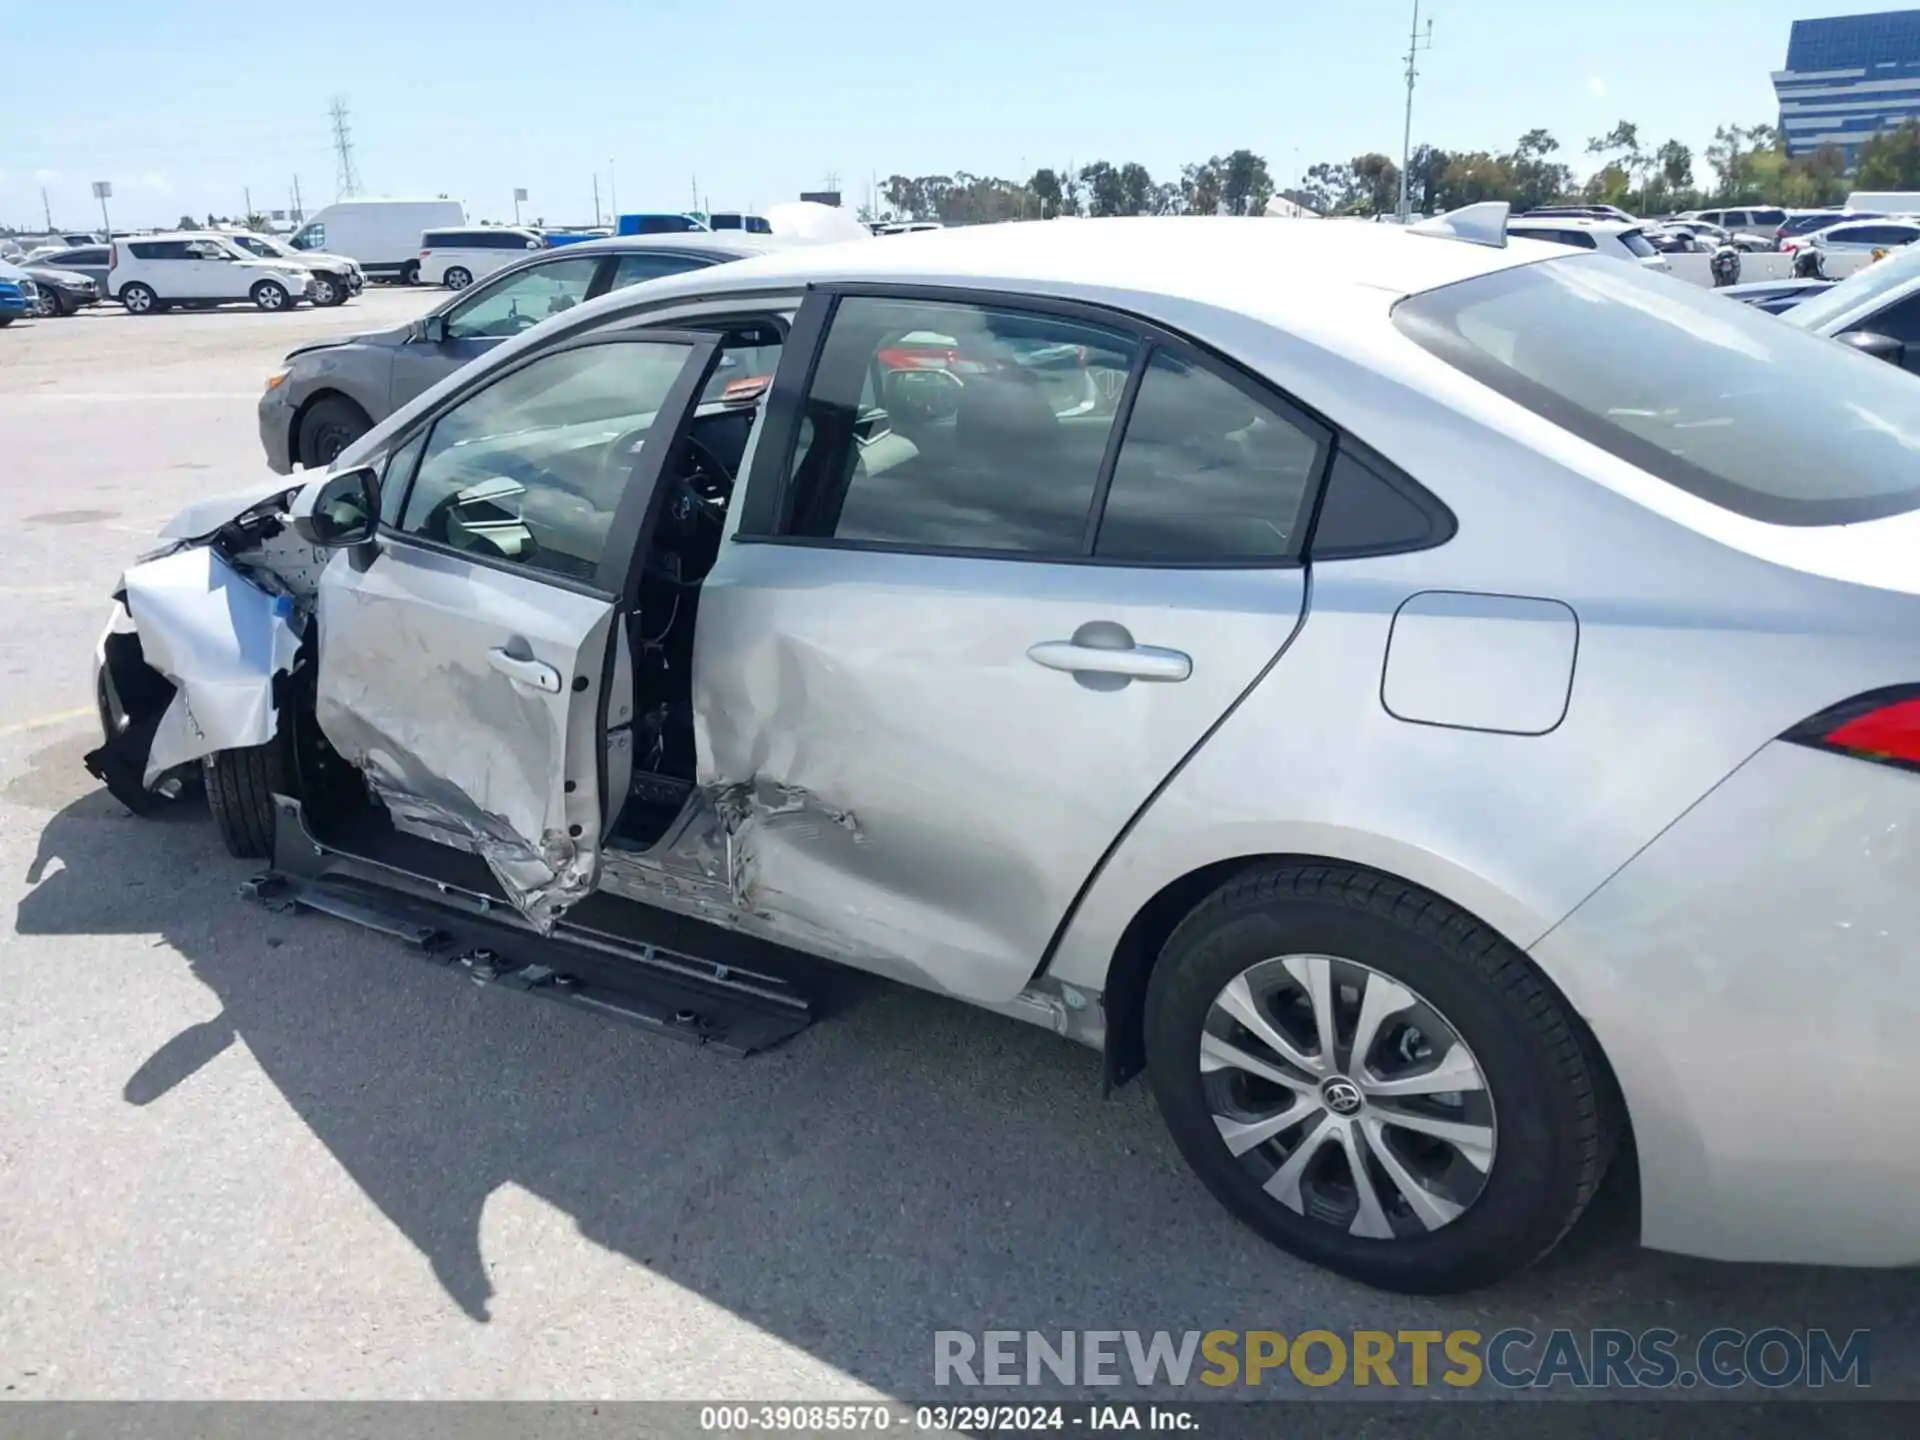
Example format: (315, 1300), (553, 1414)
(0, 259), (34, 325)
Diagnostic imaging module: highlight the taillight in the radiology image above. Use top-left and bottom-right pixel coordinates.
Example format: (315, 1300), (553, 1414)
(1783, 687), (1920, 772)
(110, 243), (118, 268)
(419, 249), (430, 259)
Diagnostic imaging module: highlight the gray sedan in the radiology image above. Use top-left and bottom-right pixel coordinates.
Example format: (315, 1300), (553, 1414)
(257, 232), (813, 472)
(92, 208), (1920, 1294)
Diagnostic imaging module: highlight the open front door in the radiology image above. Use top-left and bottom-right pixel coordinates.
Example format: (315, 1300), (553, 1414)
(313, 328), (722, 926)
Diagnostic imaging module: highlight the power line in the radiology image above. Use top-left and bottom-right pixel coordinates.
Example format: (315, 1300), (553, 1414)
(330, 95), (361, 200)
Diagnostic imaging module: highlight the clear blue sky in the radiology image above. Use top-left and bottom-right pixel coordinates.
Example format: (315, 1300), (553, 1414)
(3, 0), (1905, 228)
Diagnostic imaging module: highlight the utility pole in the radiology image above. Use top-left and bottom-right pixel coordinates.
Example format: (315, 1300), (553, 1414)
(291, 174), (304, 223)
(91, 181), (112, 240)
(690, 176), (699, 214)
(244, 185), (254, 224)
(608, 159), (617, 220)
(330, 96), (361, 199)
(1397, 0), (1434, 223)
(41, 187), (53, 231)
(592, 173), (601, 228)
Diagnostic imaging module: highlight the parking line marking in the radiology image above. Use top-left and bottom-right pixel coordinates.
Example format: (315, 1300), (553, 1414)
(2, 393), (258, 402)
(0, 706), (93, 738)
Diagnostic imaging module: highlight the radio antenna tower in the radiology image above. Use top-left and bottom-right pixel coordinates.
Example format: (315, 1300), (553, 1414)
(1396, 1), (1434, 223)
(330, 96), (361, 199)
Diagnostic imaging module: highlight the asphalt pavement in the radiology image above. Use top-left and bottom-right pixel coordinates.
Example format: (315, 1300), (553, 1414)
(0, 288), (1913, 1405)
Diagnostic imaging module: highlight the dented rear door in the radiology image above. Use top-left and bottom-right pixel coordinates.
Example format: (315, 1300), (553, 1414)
(314, 329), (721, 925)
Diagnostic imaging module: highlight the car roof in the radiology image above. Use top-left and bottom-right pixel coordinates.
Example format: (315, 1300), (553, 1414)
(538, 232), (814, 260)
(123, 230), (242, 244)
(591, 216), (1555, 334)
(1509, 217), (1636, 234)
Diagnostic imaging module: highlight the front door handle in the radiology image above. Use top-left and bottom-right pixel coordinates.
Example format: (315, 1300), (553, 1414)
(488, 645), (562, 694)
(1027, 621), (1192, 686)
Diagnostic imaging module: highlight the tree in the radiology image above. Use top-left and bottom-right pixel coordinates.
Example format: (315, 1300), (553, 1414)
(1180, 158), (1224, 216)
(1117, 162), (1155, 216)
(1436, 151), (1511, 209)
(1219, 149), (1274, 215)
(1656, 139), (1693, 192)
(1060, 166), (1085, 216)
(1078, 160), (1124, 217)
(1503, 129), (1570, 211)
(1587, 120), (1646, 206)
(1405, 144), (1452, 215)
(1855, 120), (1920, 190)
(1705, 124), (1763, 201)
(1027, 168), (1064, 220)
(1351, 153), (1400, 215)
(176, 214), (200, 230)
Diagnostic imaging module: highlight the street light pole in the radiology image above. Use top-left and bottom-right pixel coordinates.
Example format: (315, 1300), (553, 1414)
(1398, 0), (1434, 223)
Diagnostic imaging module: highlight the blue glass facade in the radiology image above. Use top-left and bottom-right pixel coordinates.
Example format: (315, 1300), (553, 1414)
(1773, 10), (1920, 160)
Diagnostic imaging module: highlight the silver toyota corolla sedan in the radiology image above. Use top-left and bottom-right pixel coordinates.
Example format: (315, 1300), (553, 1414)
(85, 208), (1920, 1294)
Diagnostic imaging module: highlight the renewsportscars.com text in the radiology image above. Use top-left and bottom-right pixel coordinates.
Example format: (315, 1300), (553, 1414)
(933, 1327), (1872, 1390)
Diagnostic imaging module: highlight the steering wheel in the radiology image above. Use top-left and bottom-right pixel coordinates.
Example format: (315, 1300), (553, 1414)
(598, 428), (732, 521)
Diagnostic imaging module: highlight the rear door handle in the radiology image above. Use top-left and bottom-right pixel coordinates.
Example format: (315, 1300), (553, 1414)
(1027, 622), (1192, 684)
(488, 646), (562, 694)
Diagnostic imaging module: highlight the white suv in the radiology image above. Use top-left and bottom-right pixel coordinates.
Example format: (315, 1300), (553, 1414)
(1506, 217), (1671, 271)
(110, 233), (317, 314)
(416, 226), (547, 290)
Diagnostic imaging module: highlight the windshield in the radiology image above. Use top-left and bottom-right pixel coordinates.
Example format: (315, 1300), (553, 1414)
(1783, 243), (1920, 331)
(1394, 254), (1920, 526)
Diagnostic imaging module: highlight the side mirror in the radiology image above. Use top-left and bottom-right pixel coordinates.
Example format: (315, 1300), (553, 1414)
(420, 313), (449, 344)
(290, 465), (381, 549)
(1841, 330), (1907, 366)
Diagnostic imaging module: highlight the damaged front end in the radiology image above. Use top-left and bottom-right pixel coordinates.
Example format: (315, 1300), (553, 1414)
(86, 481), (330, 813)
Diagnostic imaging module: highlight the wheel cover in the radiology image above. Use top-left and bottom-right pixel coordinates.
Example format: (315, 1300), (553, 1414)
(447, 269), (470, 289)
(1200, 954), (1497, 1240)
(126, 287), (150, 311)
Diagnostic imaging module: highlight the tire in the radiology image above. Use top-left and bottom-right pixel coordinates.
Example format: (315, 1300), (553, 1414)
(310, 274), (341, 307)
(399, 261), (420, 286)
(443, 266), (472, 291)
(203, 731), (289, 860)
(121, 282), (157, 315)
(296, 395), (372, 470)
(0, 317), (12, 327)
(1143, 862), (1612, 1295)
(34, 288), (65, 318)
(252, 280), (291, 311)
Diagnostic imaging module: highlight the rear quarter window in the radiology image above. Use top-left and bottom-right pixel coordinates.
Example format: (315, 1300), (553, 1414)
(1393, 254), (1920, 526)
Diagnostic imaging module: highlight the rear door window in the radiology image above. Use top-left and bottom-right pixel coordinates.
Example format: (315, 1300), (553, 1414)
(609, 251), (711, 290)
(1619, 229), (1658, 258)
(1394, 254), (1920, 526)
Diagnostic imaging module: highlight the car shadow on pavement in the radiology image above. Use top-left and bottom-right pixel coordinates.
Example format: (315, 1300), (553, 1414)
(15, 756), (1920, 1398)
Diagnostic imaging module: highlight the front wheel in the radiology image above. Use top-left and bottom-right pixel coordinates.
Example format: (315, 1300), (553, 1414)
(204, 733), (289, 859)
(310, 275), (341, 306)
(296, 395), (372, 470)
(34, 288), (65, 318)
(121, 282), (157, 315)
(443, 266), (472, 291)
(1143, 863), (1613, 1294)
(252, 280), (291, 311)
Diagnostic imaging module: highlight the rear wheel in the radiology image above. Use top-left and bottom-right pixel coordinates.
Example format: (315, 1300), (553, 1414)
(1143, 863), (1613, 1295)
(121, 282), (157, 315)
(204, 731), (290, 859)
(443, 266), (472, 291)
(252, 280), (291, 311)
(399, 261), (420, 286)
(296, 395), (372, 470)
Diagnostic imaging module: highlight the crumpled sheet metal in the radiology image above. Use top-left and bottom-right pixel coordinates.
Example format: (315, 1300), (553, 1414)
(121, 546), (302, 785)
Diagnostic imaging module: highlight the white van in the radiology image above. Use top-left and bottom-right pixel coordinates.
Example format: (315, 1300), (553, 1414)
(416, 225), (547, 289)
(287, 198), (465, 285)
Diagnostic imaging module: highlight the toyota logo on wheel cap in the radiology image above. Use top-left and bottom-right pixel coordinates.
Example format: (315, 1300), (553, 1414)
(1321, 1078), (1364, 1116)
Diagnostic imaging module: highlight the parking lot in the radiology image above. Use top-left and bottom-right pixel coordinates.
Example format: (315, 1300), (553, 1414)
(1, 290), (1916, 1403)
